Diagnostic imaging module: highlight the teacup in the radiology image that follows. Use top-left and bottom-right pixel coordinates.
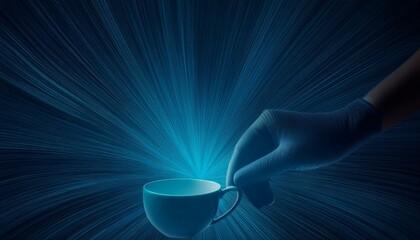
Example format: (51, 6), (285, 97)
(143, 178), (241, 238)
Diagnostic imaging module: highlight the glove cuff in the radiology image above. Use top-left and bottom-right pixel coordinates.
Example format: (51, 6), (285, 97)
(344, 98), (382, 146)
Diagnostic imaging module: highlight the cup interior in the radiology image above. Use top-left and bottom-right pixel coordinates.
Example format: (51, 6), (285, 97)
(144, 178), (221, 196)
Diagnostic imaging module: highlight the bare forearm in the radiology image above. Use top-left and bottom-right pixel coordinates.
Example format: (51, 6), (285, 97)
(364, 49), (420, 131)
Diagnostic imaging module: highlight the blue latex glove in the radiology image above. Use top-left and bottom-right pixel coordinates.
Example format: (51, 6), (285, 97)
(226, 99), (381, 208)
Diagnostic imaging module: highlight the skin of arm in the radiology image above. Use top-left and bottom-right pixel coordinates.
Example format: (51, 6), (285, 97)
(364, 49), (420, 131)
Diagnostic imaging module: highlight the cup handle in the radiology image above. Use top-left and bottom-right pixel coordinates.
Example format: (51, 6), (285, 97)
(210, 186), (242, 225)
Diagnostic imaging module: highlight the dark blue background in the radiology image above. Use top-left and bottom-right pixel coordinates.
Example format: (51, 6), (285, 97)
(1, 0), (419, 239)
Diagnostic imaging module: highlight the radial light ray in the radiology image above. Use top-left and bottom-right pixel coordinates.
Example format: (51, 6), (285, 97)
(1, 0), (419, 239)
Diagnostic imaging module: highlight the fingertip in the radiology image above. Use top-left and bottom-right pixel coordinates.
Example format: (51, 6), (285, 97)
(226, 176), (234, 186)
(232, 169), (246, 187)
(233, 167), (274, 208)
(226, 167), (235, 187)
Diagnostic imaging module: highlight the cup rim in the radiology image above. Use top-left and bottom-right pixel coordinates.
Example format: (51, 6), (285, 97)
(143, 178), (221, 197)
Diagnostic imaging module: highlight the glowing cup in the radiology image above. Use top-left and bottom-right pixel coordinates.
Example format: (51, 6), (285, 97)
(143, 178), (241, 238)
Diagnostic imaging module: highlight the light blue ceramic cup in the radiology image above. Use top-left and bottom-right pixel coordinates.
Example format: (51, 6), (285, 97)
(143, 178), (241, 238)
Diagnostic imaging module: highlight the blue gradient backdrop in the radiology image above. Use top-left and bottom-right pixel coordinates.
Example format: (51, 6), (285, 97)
(1, 0), (419, 239)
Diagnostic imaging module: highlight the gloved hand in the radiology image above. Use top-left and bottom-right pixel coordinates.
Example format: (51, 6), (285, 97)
(226, 99), (382, 208)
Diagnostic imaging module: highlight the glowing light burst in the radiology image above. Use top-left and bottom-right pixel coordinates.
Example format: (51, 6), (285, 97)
(1, 0), (419, 239)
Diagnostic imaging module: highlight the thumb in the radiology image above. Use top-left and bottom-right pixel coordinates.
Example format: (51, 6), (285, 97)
(234, 147), (288, 188)
(241, 181), (274, 209)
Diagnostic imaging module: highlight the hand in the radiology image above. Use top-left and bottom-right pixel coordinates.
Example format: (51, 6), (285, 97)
(226, 99), (381, 208)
